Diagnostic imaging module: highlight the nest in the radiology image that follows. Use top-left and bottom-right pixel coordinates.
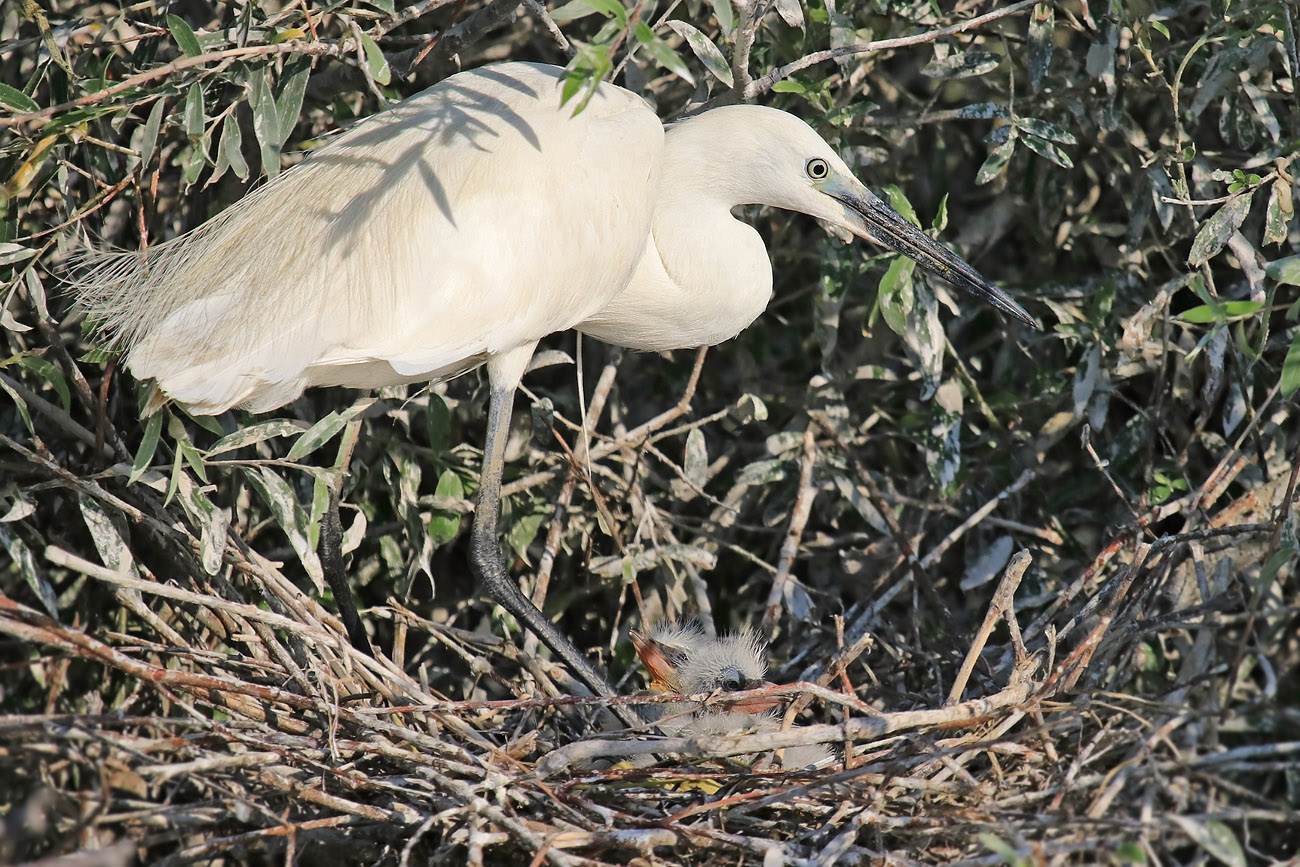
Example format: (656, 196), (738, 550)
(2, 408), (1296, 864)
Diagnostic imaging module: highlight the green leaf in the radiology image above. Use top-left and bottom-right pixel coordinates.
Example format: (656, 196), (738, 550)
(0, 378), (33, 436)
(184, 83), (205, 138)
(207, 419), (306, 456)
(208, 111), (250, 186)
(358, 32), (391, 85)
(140, 98), (167, 170)
(244, 466), (324, 591)
(881, 184), (919, 227)
(426, 393), (451, 454)
(1282, 331), (1300, 397)
(1027, 3), (1054, 91)
(1014, 116), (1077, 144)
(878, 256), (916, 336)
(1021, 133), (1073, 168)
(667, 20), (733, 87)
(976, 138), (1015, 184)
(0, 82), (39, 113)
(1178, 301), (1264, 323)
(249, 70), (282, 177)
(0, 525), (56, 618)
(167, 14), (202, 58)
(957, 102), (1008, 119)
(428, 470), (465, 545)
(709, 0), (734, 33)
(1266, 255), (1300, 285)
(129, 410), (165, 484)
(1264, 176), (1294, 245)
(932, 194), (949, 233)
(287, 401), (369, 460)
(684, 428), (708, 487)
(550, 0), (602, 21)
(275, 56), (311, 146)
(921, 51), (1001, 80)
(17, 356), (70, 411)
(1169, 817), (1246, 867)
(1188, 193), (1254, 267)
(0, 243), (37, 267)
(639, 32), (695, 85)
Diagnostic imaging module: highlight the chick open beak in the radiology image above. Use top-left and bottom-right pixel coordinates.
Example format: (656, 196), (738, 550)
(830, 186), (1039, 329)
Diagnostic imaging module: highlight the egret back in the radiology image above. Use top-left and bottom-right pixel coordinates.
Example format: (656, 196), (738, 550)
(74, 63), (662, 413)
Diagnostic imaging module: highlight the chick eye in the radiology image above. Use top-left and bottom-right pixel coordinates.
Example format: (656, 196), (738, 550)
(721, 676), (742, 691)
(806, 158), (830, 180)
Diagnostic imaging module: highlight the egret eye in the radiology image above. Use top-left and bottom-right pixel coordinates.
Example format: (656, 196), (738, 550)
(722, 676), (742, 691)
(806, 158), (830, 180)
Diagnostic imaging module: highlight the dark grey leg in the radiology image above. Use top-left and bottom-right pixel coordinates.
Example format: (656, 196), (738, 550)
(470, 380), (642, 728)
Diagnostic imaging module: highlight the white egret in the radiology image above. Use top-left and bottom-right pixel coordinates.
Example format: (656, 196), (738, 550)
(74, 62), (1034, 709)
(631, 622), (832, 768)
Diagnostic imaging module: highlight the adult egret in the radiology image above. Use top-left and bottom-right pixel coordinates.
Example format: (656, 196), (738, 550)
(75, 61), (1034, 709)
(632, 622), (832, 768)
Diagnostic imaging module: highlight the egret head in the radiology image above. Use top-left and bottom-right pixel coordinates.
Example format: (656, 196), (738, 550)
(681, 106), (1037, 328)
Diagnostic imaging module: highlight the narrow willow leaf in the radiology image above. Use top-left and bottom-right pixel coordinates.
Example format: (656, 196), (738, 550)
(426, 394), (451, 454)
(709, 0), (734, 33)
(0, 526), (57, 618)
(140, 98), (167, 170)
(358, 32), (391, 85)
(209, 111), (249, 186)
(976, 138), (1015, 184)
(684, 428), (709, 487)
(1188, 193), (1253, 267)
(275, 56), (311, 146)
(1027, 3), (1054, 91)
(245, 467), (324, 591)
(428, 470), (465, 545)
(287, 400), (369, 460)
(207, 419), (306, 456)
(1178, 301), (1264, 323)
(1265, 255), (1300, 285)
(184, 83), (204, 138)
(250, 71), (282, 177)
(1264, 175), (1293, 245)
(79, 493), (134, 574)
(667, 20), (732, 87)
(878, 256), (916, 336)
(922, 51), (1001, 80)
(641, 34), (695, 85)
(167, 14), (202, 57)
(1015, 116), (1077, 144)
(1282, 332), (1300, 397)
(0, 82), (39, 113)
(1021, 133), (1073, 168)
(128, 411), (165, 484)
(17, 356), (70, 411)
(774, 0), (804, 28)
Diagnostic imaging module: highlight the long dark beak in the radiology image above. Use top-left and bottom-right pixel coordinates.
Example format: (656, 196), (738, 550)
(832, 189), (1039, 328)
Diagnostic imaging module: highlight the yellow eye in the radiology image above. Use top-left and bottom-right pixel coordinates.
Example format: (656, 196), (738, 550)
(806, 158), (830, 180)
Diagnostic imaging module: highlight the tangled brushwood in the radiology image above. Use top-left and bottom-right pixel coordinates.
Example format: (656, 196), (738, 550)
(2, 0), (1298, 864)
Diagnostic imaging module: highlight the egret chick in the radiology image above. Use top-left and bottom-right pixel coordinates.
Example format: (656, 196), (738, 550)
(73, 62), (1034, 710)
(632, 623), (832, 769)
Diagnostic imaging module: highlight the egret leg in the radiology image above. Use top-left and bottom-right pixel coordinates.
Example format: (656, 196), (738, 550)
(470, 349), (641, 727)
(322, 487), (370, 652)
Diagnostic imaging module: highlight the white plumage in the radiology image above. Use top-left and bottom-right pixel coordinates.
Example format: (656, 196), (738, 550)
(72, 61), (1033, 702)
